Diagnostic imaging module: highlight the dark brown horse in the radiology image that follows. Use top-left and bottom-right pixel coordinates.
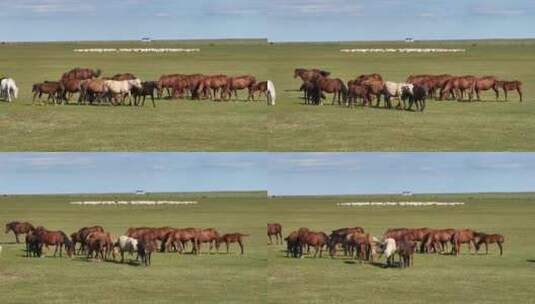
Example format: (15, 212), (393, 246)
(267, 223), (283, 245)
(397, 239), (417, 268)
(5, 221), (35, 243)
(497, 80), (523, 102)
(60, 78), (83, 103)
(217, 233), (249, 255)
(347, 81), (369, 107)
(475, 232), (504, 256)
(294, 68), (330, 82)
(345, 232), (374, 263)
(285, 231), (300, 258)
(132, 81), (158, 107)
(25, 231), (42, 257)
(137, 239), (157, 266)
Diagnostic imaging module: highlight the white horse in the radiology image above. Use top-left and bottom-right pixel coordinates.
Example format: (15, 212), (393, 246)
(114, 235), (138, 263)
(0, 78), (19, 102)
(267, 80), (276, 106)
(104, 79), (142, 105)
(376, 238), (396, 267)
(384, 81), (413, 109)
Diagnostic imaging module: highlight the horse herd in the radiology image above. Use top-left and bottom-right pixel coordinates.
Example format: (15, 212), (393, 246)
(294, 68), (523, 112)
(27, 68), (276, 107)
(267, 223), (505, 268)
(5, 221), (248, 267)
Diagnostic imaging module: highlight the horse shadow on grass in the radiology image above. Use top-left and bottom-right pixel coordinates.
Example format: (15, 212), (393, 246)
(526, 259), (535, 263)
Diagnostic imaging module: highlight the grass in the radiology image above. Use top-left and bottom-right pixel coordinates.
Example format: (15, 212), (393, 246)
(1, 192), (535, 303)
(1, 39), (534, 151)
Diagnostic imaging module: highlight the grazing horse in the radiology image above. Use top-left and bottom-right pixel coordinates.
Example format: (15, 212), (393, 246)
(225, 75), (256, 100)
(397, 240), (417, 268)
(345, 232), (374, 263)
(474, 232), (504, 256)
(217, 233), (249, 255)
(377, 238), (396, 267)
(317, 77), (347, 105)
(383, 81), (414, 109)
(440, 76), (476, 101)
(72, 226), (105, 255)
(0, 78), (18, 102)
(267, 223), (283, 245)
(328, 227), (365, 257)
(421, 229), (455, 253)
(163, 228), (197, 253)
(25, 231), (42, 257)
(347, 81), (369, 107)
(157, 74), (185, 98)
(115, 235), (139, 263)
(197, 75), (229, 100)
(452, 229), (476, 256)
(285, 231), (300, 258)
(34, 226), (72, 257)
(104, 79), (142, 105)
(60, 78), (82, 103)
(194, 228), (220, 254)
(300, 231), (329, 258)
(86, 231), (113, 260)
(32, 82), (64, 104)
(5, 221), (35, 243)
(496, 80), (523, 102)
(294, 68), (330, 82)
(80, 79), (109, 104)
(250, 81), (268, 100)
(474, 76), (499, 101)
(267, 80), (276, 106)
(361, 78), (385, 107)
(137, 239), (157, 266)
(133, 81), (158, 107)
(404, 85), (427, 112)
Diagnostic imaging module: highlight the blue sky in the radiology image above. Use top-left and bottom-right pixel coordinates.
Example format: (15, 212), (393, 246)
(0, 0), (534, 42)
(0, 153), (534, 195)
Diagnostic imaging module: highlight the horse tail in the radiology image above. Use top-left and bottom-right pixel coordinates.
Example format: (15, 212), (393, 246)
(94, 69), (102, 78)
(267, 80), (276, 105)
(59, 231), (70, 242)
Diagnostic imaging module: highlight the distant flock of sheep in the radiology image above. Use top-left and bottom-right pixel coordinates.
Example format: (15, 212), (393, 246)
(70, 201), (198, 206)
(73, 48), (200, 53)
(337, 201), (465, 207)
(340, 48), (466, 53)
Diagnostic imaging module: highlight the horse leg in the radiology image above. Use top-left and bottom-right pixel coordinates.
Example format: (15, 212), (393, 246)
(268, 234), (272, 245)
(226, 242), (229, 254)
(239, 240), (244, 255)
(485, 242), (488, 255)
(498, 242), (503, 256)
(517, 88), (522, 102)
(15, 233), (20, 244)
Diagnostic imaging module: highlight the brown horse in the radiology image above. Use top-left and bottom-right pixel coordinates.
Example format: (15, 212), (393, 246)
(137, 239), (157, 266)
(60, 78), (83, 103)
(171, 78), (190, 99)
(34, 226), (72, 257)
(112, 73), (137, 81)
(317, 77), (348, 105)
(25, 231), (42, 257)
(73, 225), (105, 254)
(361, 78), (385, 107)
(225, 75), (256, 100)
(267, 223), (283, 245)
(61, 68), (101, 81)
(157, 74), (185, 98)
(474, 76), (499, 101)
(294, 68), (330, 82)
(86, 231), (113, 260)
(345, 232), (374, 262)
(32, 82), (65, 104)
(421, 229), (456, 253)
(347, 81), (369, 107)
(301, 231), (329, 258)
(163, 228), (197, 253)
(474, 232), (504, 256)
(452, 229), (476, 256)
(5, 221), (35, 243)
(250, 81), (268, 100)
(184, 74), (206, 99)
(194, 228), (220, 254)
(197, 75), (229, 100)
(397, 240), (417, 268)
(80, 79), (109, 104)
(217, 233), (249, 255)
(440, 76), (476, 101)
(496, 80), (523, 102)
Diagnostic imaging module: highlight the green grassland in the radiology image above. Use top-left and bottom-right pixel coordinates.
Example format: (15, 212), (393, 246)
(0, 39), (534, 151)
(1, 192), (535, 303)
